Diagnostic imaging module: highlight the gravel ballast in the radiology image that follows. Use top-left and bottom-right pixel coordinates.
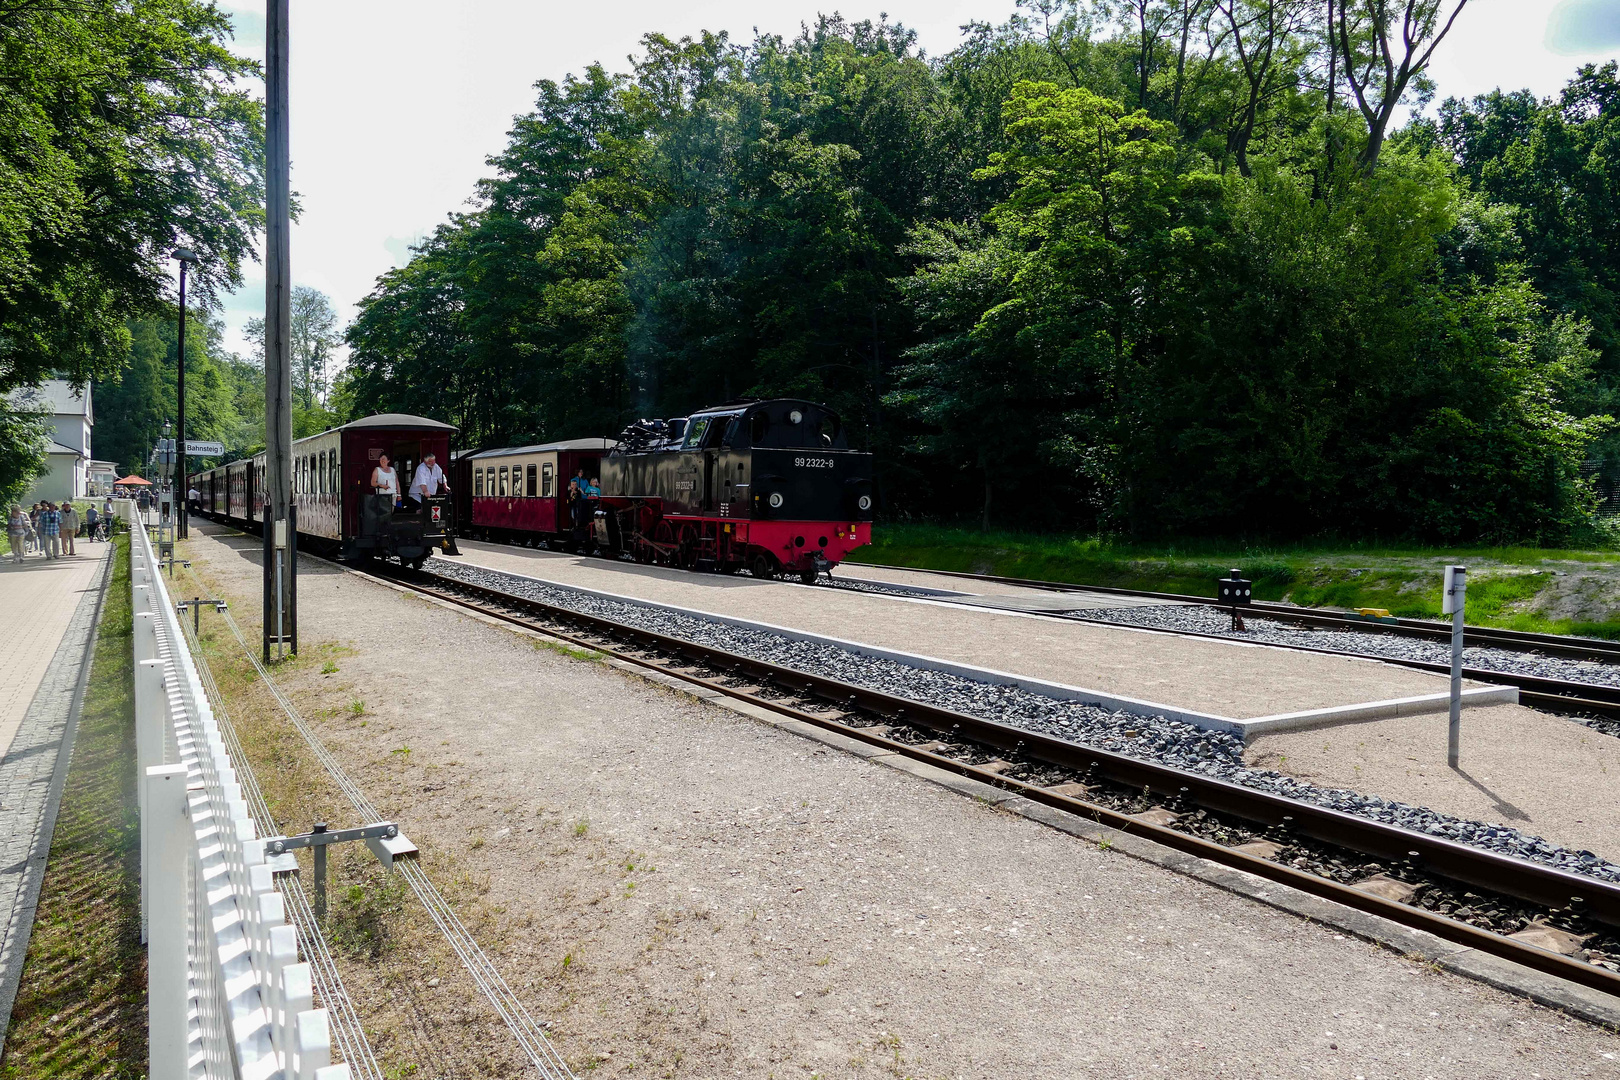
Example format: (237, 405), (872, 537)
(424, 559), (1620, 886)
(1067, 604), (1620, 687)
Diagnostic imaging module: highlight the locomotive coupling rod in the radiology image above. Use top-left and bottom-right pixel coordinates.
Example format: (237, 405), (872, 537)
(264, 821), (415, 918)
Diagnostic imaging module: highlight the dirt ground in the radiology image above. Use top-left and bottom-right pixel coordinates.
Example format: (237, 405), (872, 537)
(182, 524), (1620, 1079)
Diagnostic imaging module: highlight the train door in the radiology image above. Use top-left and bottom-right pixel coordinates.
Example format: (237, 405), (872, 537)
(391, 440), (418, 510)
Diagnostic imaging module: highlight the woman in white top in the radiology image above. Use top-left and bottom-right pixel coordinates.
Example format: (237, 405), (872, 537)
(371, 453), (400, 504)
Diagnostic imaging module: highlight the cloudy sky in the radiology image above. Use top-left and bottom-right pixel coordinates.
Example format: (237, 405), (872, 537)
(210, 0), (1620, 360)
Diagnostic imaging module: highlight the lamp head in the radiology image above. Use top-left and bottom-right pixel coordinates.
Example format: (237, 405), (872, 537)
(172, 247), (199, 264)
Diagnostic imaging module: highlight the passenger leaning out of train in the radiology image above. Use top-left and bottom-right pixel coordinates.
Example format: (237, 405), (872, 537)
(371, 453), (400, 506)
(408, 451), (448, 511)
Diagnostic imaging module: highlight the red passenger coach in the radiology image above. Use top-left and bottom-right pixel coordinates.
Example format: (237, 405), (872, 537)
(453, 438), (615, 549)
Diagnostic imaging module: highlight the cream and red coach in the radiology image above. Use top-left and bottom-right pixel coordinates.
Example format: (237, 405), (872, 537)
(190, 413), (456, 566)
(453, 438), (615, 550)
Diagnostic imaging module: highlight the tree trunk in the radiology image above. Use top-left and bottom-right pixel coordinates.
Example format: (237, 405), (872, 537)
(981, 467), (992, 533)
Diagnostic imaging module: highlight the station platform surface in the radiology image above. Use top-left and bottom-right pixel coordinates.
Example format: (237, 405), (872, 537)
(0, 543), (111, 757)
(0, 539), (111, 1037)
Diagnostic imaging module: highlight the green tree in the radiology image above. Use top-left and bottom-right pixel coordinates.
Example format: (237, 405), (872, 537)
(0, 0), (265, 394)
(0, 401), (51, 507)
(93, 315), (242, 477)
(243, 286), (347, 436)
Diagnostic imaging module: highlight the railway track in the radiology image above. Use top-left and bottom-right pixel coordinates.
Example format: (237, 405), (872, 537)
(845, 562), (1620, 722)
(358, 559), (1620, 1005)
(853, 561), (1620, 662)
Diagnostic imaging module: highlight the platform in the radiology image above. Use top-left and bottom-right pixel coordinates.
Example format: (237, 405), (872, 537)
(0, 540), (112, 1038)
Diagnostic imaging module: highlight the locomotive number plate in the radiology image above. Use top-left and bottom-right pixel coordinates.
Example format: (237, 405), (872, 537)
(795, 456), (835, 469)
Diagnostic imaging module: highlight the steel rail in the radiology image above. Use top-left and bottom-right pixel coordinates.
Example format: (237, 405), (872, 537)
(851, 561), (1620, 663)
(200, 581), (577, 1080)
(364, 563), (1620, 1001)
(1041, 610), (1620, 719)
(178, 582), (385, 1080)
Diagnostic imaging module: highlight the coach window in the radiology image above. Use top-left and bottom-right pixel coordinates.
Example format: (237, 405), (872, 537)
(330, 449), (338, 490)
(541, 462), (553, 497)
(526, 464), (537, 497)
(499, 466), (508, 497)
(475, 468), (484, 497)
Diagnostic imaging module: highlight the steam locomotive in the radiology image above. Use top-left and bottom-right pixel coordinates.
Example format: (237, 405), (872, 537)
(456, 399), (874, 580)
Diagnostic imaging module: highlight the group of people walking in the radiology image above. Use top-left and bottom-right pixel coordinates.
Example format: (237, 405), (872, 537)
(6, 497), (114, 565)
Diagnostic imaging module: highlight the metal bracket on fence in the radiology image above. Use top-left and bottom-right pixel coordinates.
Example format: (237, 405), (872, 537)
(265, 821), (418, 918)
(175, 595), (228, 635)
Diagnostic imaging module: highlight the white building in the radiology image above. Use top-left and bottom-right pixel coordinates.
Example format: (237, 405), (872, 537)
(9, 380), (93, 503)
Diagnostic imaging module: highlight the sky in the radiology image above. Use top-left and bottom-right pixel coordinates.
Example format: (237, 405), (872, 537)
(210, 0), (1620, 362)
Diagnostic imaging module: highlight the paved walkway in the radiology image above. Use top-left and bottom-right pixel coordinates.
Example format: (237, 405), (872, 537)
(0, 541), (112, 1040)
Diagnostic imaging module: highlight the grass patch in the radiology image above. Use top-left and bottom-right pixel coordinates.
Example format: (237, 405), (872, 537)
(850, 522), (1620, 637)
(0, 532), (145, 1079)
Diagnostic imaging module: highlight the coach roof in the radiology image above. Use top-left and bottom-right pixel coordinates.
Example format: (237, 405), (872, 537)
(466, 438), (616, 460)
(338, 413), (458, 432)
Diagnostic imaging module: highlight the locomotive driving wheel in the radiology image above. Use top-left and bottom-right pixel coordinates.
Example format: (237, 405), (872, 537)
(652, 521), (677, 566)
(677, 525), (699, 570)
(749, 552), (777, 579)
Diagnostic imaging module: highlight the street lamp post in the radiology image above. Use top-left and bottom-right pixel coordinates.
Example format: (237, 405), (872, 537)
(172, 248), (199, 539)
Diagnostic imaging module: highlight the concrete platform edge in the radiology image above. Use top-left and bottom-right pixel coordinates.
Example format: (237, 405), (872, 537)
(1239, 686), (1522, 740)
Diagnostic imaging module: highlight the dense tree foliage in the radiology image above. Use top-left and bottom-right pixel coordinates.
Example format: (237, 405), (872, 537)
(0, 0), (264, 396)
(0, 402), (52, 507)
(343, 2), (1615, 542)
(92, 315), (259, 477)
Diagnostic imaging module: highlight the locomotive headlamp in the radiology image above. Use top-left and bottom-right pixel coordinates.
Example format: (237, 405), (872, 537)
(857, 495), (872, 511)
(768, 492), (785, 509)
(788, 410), (803, 424)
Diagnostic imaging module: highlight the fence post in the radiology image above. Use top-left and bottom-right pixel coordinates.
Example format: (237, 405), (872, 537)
(135, 658), (166, 943)
(295, 1006), (332, 1079)
(145, 763), (190, 1079)
(133, 610), (156, 665)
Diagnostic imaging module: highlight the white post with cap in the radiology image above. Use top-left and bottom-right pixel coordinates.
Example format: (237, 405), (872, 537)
(1443, 565), (1467, 768)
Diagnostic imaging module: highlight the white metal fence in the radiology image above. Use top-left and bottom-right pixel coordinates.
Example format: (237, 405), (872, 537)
(131, 519), (347, 1080)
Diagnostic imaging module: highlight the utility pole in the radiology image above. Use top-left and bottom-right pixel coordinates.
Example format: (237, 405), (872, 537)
(263, 0), (297, 661)
(172, 248), (198, 539)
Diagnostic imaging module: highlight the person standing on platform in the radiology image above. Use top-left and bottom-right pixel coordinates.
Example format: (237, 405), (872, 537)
(6, 505), (25, 564)
(85, 504), (99, 543)
(39, 502), (61, 560)
(59, 502), (79, 555)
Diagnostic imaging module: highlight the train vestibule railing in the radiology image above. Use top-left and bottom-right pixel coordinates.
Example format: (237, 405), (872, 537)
(131, 517), (348, 1079)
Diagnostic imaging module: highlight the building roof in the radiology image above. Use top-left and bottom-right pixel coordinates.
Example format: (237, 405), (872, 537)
(466, 438), (616, 460)
(47, 440), (85, 457)
(7, 380), (92, 423)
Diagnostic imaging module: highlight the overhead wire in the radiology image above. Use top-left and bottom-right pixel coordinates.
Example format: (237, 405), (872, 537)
(184, 563), (576, 1080)
(178, 593), (385, 1080)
